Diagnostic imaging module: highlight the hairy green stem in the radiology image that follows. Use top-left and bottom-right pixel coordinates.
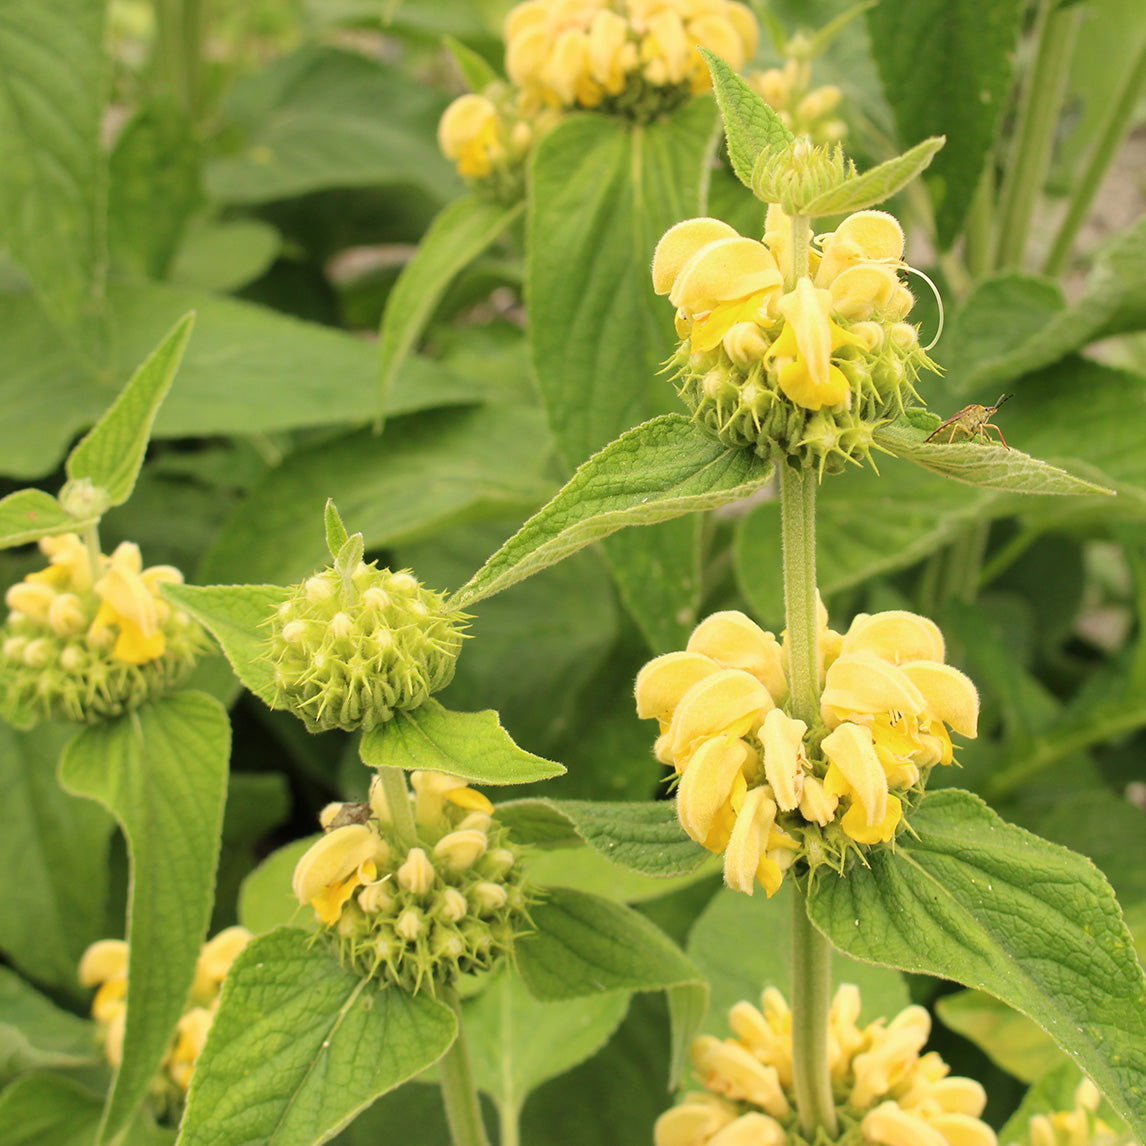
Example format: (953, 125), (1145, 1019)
(154, 0), (204, 116)
(82, 523), (103, 585)
(779, 462), (819, 728)
(440, 987), (492, 1146)
(791, 883), (837, 1136)
(994, 0), (1080, 270)
(1043, 37), (1146, 276)
(963, 166), (995, 283)
(377, 765), (417, 849)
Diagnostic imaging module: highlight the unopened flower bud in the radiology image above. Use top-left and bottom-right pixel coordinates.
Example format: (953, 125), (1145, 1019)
(438, 887), (468, 923)
(395, 908), (424, 942)
(397, 847), (435, 895)
(434, 829), (488, 872)
(472, 882), (508, 913)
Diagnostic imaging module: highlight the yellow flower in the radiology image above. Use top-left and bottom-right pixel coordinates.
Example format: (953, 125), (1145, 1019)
(292, 823), (391, 926)
(79, 938), (129, 1024)
(410, 770), (494, 827)
(765, 278), (866, 410)
(438, 94), (503, 179)
(190, 925), (251, 1004)
(814, 210), (905, 289)
(90, 543), (184, 665)
(662, 986), (995, 1146)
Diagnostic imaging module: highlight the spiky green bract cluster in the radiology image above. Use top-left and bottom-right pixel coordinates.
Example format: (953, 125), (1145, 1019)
(293, 771), (534, 994)
(266, 561), (465, 733)
(671, 328), (931, 477)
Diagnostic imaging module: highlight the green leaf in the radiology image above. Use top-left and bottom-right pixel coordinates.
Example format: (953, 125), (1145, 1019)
(936, 989), (1066, 1084)
(0, 1074), (103, 1146)
(205, 45), (454, 205)
(0, 284), (488, 481)
(65, 313), (194, 508)
(518, 886), (704, 1001)
(464, 965), (630, 1127)
(0, 0), (108, 331)
(499, 800), (708, 878)
(875, 419), (1115, 495)
(807, 789), (1146, 1141)
(0, 967), (98, 1081)
(239, 837), (315, 935)
(170, 219), (280, 293)
(443, 35), (500, 91)
(527, 104), (716, 470)
(801, 136), (945, 216)
(526, 844), (718, 904)
(699, 48), (793, 188)
(453, 415), (773, 609)
(199, 405), (553, 585)
(0, 489), (98, 550)
(177, 928), (457, 1146)
(0, 721), (113, 994)
(324, 498), (349, 559)
(689, 882), (910, 1041)
(58, 693), (230, 1146)
(358, 702), (565, 785)
(526, 101), (719, 647)
(161, 583), (287, 708)
(866, 0), (1025, 245)
(946, 220), (1146, 390)
(377, 195), (523, 422)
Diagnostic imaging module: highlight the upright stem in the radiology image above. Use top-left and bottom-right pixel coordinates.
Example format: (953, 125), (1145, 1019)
(82, 523), (103, 586)
(377, 765), (417, 849)
(1043, 36), (1146, 276)
(791, 884), (838, 1136)
(994, 0), (1080, 270)
(439, 987), (492, 1146)
(779, 462), (819, 728)
(154, 0), (204, 117)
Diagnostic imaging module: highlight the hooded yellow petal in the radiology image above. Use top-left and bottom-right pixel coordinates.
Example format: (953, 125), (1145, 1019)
(668, 669), (773, 762)
(291, 824), (385, 905)
(654, 1094), (738, 1146)
(821, 723), (887, 827)
(828, 264), (902, 322)
(842, 611), (945, 665)
(670, 237), (781, 310)
(636, 651), (722, 721)
(899, 661), (979, 738)
(652, 217), (740, 295)
(815, 210), (905, 288)
(821, 652), (926, 723)
(927, 1113), (998, 1146)
(676, 735), (750, 847)
(723, 785), (777, 895)
(95, 565), (159, 638)
(79, 939), (129, 987)
(686, 611), (787, 700)
(760, 708), (807, 811)
(861, 1104), (947, 1146)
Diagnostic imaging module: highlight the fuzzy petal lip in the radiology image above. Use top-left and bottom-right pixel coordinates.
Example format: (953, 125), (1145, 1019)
(899, 661), (979, 738)
(821, 722), (887, 827)
(760, 708), (807, 811)
(723, 785), (777, 895)
(676, 735), (750, 845)
(635, 650), (721, 721)
(668, 668), (773, 762)
(652, 217), (740, 295)
(669, 237), (782, 310)
(841, 610), (945, 665)
(821, 651), (927, 723)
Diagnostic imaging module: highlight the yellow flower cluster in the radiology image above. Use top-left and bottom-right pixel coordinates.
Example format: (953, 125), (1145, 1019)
(506, 0), (758, 112)
(79, 927), (250, 1097)
(749, 37), (846, 145)
(1, 533), (208, 722)
(657, 984), (996, 1146)
(293, 770), (530, 992)
(635, 608), (977, 896)
(1013, 1080), (1132, 1146)
(652, 206), (934, 470)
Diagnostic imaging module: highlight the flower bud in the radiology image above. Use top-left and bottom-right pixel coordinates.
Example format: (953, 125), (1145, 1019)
(397, 847), (436, 896)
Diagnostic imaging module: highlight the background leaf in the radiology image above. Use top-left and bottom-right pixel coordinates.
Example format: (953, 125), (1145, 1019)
(65, 313), (194, 507)
(807, 789), (1146, 1141)
(0, 1074), (103, 1146)
(59, 692), (230, 1145)
(0, 966), (97, 1081)
(0, 721), (113, 995)
(358, 703), (565, 785)
(866, 0), (1025, 245)
(0, 0), (108, 331)
(376, 195), (522, 419)
(177, 927), (456, 1146)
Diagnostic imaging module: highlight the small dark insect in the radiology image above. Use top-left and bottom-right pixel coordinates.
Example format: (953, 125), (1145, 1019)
(325, 802), (372, 830)
(925, 394), (1012, 449)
